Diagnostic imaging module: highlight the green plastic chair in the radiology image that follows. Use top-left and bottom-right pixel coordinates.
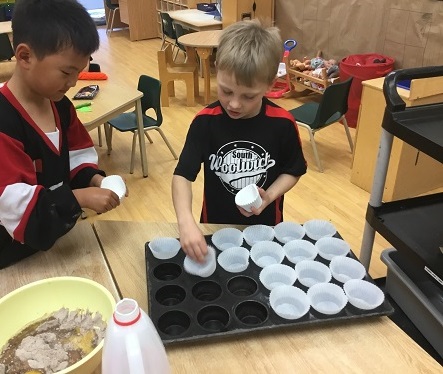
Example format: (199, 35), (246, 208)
(105, 75), (178, 174)
(289, 77), (354, 172)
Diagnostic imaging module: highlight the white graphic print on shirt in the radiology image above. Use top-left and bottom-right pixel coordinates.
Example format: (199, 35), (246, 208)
(209, 141), (275, 194)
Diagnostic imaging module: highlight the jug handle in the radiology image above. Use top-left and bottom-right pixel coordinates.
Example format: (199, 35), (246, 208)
(125, 332), (145, 373)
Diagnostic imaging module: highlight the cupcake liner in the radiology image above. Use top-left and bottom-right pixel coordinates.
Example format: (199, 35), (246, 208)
(250, 241), (284, 268)
(329, 256), (366, 283)
(294, 260), (332, 288)
(149, 237), (181, 260)
(217, 247), (250, 273)
(235, 184), (262, 212)
(184, 246), (217, 277)
(269, 285), (310, 320)
(315, 237), (350, 261)
(212, 227), (244, 251)
(307, 282), (348, 315)
(283, 239), (318, 264)
(274, 222), (305, 244)
(303, 219), (336, 241)
(343, 279), (385, 310)
(259, 264), (297, 290)
(243, 225), (275, 246)
(100, 175), (126, 200)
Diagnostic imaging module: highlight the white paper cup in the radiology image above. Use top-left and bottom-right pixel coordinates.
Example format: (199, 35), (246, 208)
(270, 285), (310, 320)
(217, 246), (249, 273)
(283, 240), (318, 264)
(101, 175), (126, 200)
(259, 264), (297, 290)
(315, 237), (351, 261)
(235, 184), (262, 212)
(250, 241), (284, 268)
(243, 225), (275, 246)
(307, 282), (348, 315)
(274, 222), (305, 244)
(303, 219), (336, 241)
(184, 246), (216, 277)
(149, 237), (181, 260)
(294, 260), (332, 288)
(329, 256), (366, 283)
(343, 279), (385, 310)
(211, 227), (244, 251)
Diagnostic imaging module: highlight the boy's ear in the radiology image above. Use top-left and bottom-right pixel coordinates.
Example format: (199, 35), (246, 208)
(14, 43), (33, 68)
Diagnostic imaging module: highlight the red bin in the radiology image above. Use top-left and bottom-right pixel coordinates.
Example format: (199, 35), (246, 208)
(340, 53), (395, 127)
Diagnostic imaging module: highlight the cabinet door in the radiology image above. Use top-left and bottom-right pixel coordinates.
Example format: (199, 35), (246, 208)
(222, 0), (274, 28)
(253, 0), (274, 24)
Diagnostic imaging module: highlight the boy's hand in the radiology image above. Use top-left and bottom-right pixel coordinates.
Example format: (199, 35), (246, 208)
(73, 187), (120, 214)
(178, 221), (208, 263)
(237, 187), (268, 217)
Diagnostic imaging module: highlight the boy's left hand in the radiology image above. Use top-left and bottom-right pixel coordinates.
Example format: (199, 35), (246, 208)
(237, 187), (267, 217)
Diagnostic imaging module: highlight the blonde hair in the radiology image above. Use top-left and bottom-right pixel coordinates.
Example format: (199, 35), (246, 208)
(216, 20), (282, 87)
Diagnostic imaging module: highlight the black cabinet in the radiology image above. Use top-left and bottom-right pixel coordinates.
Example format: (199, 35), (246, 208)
(360, 66), (443, 286)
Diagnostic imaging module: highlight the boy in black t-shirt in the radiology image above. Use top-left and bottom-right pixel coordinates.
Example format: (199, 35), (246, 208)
(172, 21), (307, 262)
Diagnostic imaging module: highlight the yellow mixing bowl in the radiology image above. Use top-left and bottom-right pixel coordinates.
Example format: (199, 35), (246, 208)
(0, 276), (116, 374)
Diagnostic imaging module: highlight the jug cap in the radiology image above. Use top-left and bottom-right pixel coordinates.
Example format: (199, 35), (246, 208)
(113, 298), (141, 326)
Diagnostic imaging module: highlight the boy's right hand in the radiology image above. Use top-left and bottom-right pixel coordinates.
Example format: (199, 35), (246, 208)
(73, 187), (120, 214)
(178, 221), (208, 263)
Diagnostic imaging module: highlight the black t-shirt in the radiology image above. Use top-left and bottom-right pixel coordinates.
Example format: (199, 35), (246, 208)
(174, 98), (307, 225)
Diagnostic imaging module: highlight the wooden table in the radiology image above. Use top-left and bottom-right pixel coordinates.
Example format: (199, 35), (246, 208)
(0, 21), (12, 35)
(93, 220), (442, 373)
(0, 221), (119, 299)
(168, 9), (222, 32)
(178, 30), (222, 105)
(68, 80), (148, 177)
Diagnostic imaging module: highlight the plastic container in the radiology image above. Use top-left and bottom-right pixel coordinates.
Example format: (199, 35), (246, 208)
(339, 53), (394, 127)
(381, 248), (443, 358)
(102, 298), (171, 374)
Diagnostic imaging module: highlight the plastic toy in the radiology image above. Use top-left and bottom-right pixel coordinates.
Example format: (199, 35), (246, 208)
(265, 39), (297, 99)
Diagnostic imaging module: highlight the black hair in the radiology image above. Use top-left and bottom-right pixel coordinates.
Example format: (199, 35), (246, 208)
(12, 0), (99, 59)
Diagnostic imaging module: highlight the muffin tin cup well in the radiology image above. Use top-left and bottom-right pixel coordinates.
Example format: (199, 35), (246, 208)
(145, 232), (393, 345)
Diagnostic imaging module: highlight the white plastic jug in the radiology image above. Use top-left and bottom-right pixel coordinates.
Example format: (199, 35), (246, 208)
(102, 298), (171, 374)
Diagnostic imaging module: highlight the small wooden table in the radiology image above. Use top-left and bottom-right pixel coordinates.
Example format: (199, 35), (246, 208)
(0, 21), (12, 35)
(178, 30), (222, 105)
(168, 9), (222, 32)
(93, 220), (442, 373)
(68, 79), (148, 177)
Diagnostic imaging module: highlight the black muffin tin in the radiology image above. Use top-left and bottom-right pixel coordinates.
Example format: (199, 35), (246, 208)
(145, 231), (393, 345)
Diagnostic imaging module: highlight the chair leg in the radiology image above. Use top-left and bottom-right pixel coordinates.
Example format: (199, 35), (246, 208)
(160, 83), (170, 107)
(144, 132), (154, 144)
(108, 9), (116, 35)
(130, 131), (138, 174)
(173, 46), (180, 61)
(308, 129), (323, 172)
(185, 77), (195, 106)
(153, 128), (178, 159)
(97, 125), (102, 147)
(341, 116), (354, 152)
(105, 123), (113, 155)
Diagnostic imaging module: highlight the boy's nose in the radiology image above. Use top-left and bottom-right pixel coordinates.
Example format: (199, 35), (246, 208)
(228, 97), (241, 109)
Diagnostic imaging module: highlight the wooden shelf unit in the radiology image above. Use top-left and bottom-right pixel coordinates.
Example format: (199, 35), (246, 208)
(104, 0), (158, 41)
(351, 76), (443, 201)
